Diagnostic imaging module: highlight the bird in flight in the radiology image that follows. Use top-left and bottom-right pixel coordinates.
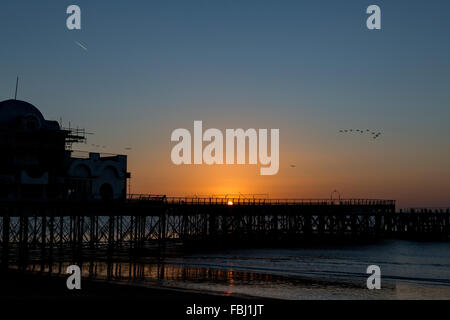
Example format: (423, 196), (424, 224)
(339, 129), (383, 140)
(373, 132), (381, 139)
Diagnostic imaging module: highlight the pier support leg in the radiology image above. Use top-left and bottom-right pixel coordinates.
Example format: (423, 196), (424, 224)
(1, 214), (10, 270)
(40, 214), (46, 272)
(159, 211), (166, 254)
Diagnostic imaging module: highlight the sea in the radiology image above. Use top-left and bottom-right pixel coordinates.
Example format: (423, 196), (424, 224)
(59, 239), (450, 300)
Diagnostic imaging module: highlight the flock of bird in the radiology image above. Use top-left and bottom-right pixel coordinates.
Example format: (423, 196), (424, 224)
(289, 128), (383, 169)
(339, 129), (382, 139)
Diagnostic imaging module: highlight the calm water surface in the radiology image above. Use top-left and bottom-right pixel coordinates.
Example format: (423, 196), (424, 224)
(21, 240), (450, 299)
(155, 240), (450, 299)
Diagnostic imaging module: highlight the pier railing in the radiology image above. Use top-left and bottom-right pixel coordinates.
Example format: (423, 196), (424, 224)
(400, 208), (450, 213)
(127, 195), (395, 206)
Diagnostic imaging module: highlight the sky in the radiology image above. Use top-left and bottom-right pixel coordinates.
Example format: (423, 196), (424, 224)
(1, 0), (450, 208)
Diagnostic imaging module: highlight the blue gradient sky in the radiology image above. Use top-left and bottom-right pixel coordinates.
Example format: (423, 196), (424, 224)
(1, 0), (450, 207)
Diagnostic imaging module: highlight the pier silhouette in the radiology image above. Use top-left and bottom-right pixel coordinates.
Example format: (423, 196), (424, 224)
(1, 196), (450, 269)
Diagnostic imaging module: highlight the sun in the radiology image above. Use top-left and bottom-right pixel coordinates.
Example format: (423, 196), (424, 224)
(227, 200), (233, 206)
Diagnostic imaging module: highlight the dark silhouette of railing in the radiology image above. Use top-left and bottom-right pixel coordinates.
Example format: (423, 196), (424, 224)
(128, 194), (395, 206)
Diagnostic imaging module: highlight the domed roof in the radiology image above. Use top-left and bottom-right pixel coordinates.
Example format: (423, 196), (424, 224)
(0, 99), (60, 130)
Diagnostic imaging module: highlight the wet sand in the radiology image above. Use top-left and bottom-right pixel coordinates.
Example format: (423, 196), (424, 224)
(0, 270), (447, 320)
(0, 269), (257, 302)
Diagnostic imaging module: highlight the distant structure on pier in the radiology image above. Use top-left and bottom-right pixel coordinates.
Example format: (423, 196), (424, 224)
(0, 99), (129, 201)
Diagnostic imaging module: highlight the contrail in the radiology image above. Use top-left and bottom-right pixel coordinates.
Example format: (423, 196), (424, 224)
(74, 41), (88, 51)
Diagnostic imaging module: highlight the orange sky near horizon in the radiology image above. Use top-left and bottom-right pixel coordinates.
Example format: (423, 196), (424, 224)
(123, 125), (450, 209)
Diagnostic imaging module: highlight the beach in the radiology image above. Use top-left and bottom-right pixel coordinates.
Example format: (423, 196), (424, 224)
(0, 269), (252, 302)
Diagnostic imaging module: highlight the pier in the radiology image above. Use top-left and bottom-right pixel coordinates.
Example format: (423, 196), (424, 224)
(1, 197), (449, 268)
